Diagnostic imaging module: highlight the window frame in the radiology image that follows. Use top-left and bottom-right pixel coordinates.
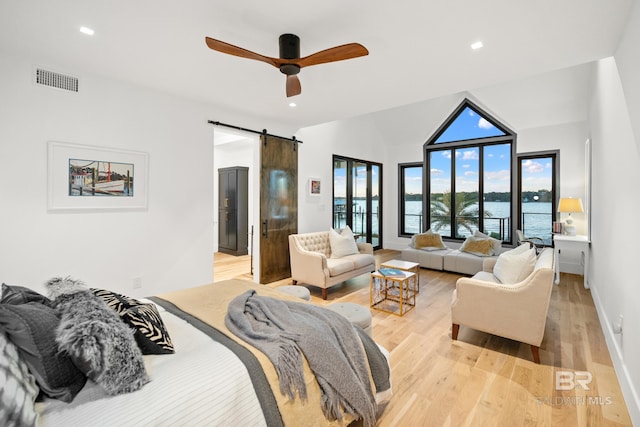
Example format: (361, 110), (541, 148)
(516, 150), (560, 247)
(332, 154), (383, 250)
(423, 99), (517, 244)
(398, 162), (423, 237)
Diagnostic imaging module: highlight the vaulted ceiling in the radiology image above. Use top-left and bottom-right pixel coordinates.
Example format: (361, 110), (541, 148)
(0, 0), (632, 130)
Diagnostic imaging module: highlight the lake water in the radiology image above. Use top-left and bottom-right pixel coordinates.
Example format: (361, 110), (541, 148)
(334, 199), (552, 245)
(402, 201), (553, 244)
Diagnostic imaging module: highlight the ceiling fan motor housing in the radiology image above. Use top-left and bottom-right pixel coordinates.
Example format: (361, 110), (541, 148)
(279, 33), (301, 75)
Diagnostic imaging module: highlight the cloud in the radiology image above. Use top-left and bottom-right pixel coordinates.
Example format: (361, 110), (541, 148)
(430, 168), (443, 176)
(484, 169), (510, 181)
(458, 150), (479, 160)
(464, 171), (476, 177)
(441, 151), (452, 159)
(522, 159), (544, 173)
(478, 117), (495, 130)
(462, 164), (470, 168)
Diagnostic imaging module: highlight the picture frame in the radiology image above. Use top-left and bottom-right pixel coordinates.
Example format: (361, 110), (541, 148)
(47, 141), (149, 212)
(309, 177), (321, 196)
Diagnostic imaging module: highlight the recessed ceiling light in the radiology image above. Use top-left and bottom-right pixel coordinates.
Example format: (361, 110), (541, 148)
(80, 26), (95, 36)
(289, 102), (297, 107)
(471, 41), (483, 50)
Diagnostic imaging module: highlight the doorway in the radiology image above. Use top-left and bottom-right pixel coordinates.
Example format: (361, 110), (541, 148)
(332, 155), (382, 249)
(213, 129), (260, 280)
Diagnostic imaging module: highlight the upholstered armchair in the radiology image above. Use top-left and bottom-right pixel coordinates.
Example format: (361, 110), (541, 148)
(451, 248), (555, 363)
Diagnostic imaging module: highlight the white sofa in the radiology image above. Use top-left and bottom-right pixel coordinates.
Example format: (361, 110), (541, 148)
(288, 231), (375, 300)
(401, 246), (498, 275)
(450, 248), (555, 363)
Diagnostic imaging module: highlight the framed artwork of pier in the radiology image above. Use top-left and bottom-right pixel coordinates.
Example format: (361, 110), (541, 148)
(47, 141), (149, 212)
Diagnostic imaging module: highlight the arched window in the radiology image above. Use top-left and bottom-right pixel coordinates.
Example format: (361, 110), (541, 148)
(423, 99), (516, 242)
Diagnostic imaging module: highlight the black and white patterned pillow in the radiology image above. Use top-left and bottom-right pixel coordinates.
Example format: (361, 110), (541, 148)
(0, 332), (39, 427)
(91, 289), (174, 355)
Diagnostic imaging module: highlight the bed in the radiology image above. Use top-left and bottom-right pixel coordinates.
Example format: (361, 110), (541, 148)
(1, 279), (391, 427)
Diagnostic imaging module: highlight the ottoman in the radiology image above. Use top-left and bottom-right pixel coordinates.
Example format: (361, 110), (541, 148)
(276, 285), (311, 301)
(326, 302), (373, 337)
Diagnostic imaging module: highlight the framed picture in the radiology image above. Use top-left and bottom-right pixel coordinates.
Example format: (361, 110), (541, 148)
(309, 178), (321, 196)
(47, 141), (149, 212)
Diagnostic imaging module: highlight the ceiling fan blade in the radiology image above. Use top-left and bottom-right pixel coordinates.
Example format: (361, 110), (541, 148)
(286, 75), (302, 97)
(297, 43), (369, 68)
(205, 37), (279, 68)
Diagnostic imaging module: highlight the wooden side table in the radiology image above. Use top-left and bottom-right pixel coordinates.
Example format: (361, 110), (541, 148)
(370, 270), (416, 316)
(553, 234), (590, 289)
(380, 259), (420, 292)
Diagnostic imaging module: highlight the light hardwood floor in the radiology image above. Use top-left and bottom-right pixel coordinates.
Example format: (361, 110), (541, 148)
(213, 250), (632, 426)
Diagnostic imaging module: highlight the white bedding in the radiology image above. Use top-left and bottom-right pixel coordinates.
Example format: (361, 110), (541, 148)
(36, 308), (267, 427)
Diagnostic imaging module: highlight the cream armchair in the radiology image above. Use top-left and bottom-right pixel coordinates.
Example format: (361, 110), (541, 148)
(288, 231), (375, 300)
(451, 248), (554, 363)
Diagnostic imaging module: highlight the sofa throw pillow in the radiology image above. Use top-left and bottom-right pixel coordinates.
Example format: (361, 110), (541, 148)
(1, 283), (51, 306)
(0, 332), (39, 427)
(46, 277), (149, 396)
(473, 230), (502, 254)
(493, 244), (537, 284)
(0, 302), (86, 403)
(91, 288), (174, 355)
(460, 236), (495, 256)
(329, 226), (359, 258)
(413, 232), (446, 250)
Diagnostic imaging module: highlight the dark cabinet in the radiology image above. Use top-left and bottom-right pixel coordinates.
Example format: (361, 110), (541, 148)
(218, 167), (248, 256)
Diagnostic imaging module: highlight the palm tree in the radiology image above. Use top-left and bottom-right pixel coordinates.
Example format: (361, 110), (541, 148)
(430, 191), (492, 236)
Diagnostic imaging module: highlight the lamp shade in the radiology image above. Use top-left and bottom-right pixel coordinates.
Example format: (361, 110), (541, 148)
(558, 197), (584, 213)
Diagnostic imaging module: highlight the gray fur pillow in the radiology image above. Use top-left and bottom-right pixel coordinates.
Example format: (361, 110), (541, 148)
(46, 277), (149, 396)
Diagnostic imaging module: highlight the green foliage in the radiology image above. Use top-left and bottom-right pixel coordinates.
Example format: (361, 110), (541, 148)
(429, 191), (492, 236)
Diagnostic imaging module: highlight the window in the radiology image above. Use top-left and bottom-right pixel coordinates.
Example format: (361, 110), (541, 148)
(333, 155), (382, 249)
(399, 163), (423, 235)
(517, 151), (559, 246)
(424, 99), (515, 242)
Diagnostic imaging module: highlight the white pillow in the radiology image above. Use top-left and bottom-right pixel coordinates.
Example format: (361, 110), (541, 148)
(493, 244), (537, 284)
(329, 226), (359, 258)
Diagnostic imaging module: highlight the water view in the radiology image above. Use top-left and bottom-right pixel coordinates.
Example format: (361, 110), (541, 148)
(334, 199), (553, 245)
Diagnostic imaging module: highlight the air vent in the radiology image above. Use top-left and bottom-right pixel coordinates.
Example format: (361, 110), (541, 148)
(35, 68), (79, 92)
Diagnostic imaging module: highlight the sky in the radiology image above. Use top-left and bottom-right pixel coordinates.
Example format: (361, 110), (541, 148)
(337, 106), (552, 198)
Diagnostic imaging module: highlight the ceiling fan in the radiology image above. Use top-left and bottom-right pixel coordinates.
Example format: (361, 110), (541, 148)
(205, 34), (369, 97)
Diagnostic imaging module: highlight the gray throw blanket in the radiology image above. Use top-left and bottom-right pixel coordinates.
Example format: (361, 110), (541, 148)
(225, 290), (379, 427)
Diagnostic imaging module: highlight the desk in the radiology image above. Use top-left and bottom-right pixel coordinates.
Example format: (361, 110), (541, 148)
(553, 234), (590, 289)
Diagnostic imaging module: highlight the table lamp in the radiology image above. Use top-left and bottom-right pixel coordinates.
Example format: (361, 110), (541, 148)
(558, 197), (584, 236)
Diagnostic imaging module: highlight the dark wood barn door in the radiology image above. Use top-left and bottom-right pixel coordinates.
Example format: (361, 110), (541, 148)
(259, 135), (298, 283)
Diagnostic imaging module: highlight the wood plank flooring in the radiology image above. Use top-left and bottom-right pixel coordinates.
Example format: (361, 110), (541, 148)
(213, 250), (632, 426)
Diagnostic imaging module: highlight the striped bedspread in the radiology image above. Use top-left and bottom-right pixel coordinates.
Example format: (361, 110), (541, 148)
(36, 279), (391, 427)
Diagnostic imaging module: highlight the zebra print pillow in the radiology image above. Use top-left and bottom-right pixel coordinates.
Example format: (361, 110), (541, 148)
(91, 289), (174, 355)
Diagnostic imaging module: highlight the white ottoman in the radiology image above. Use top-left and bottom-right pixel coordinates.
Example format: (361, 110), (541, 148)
(276, 285), (311, 301)
(327, 302), (373, 337)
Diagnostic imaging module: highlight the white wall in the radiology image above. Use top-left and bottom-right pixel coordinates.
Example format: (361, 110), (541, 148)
(587, 17), (640, 426)
(0, 52), (274, 297)
(296, 114), (387, 233)
(517, 121), (589, 235)
(297, 91), (589, 255)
